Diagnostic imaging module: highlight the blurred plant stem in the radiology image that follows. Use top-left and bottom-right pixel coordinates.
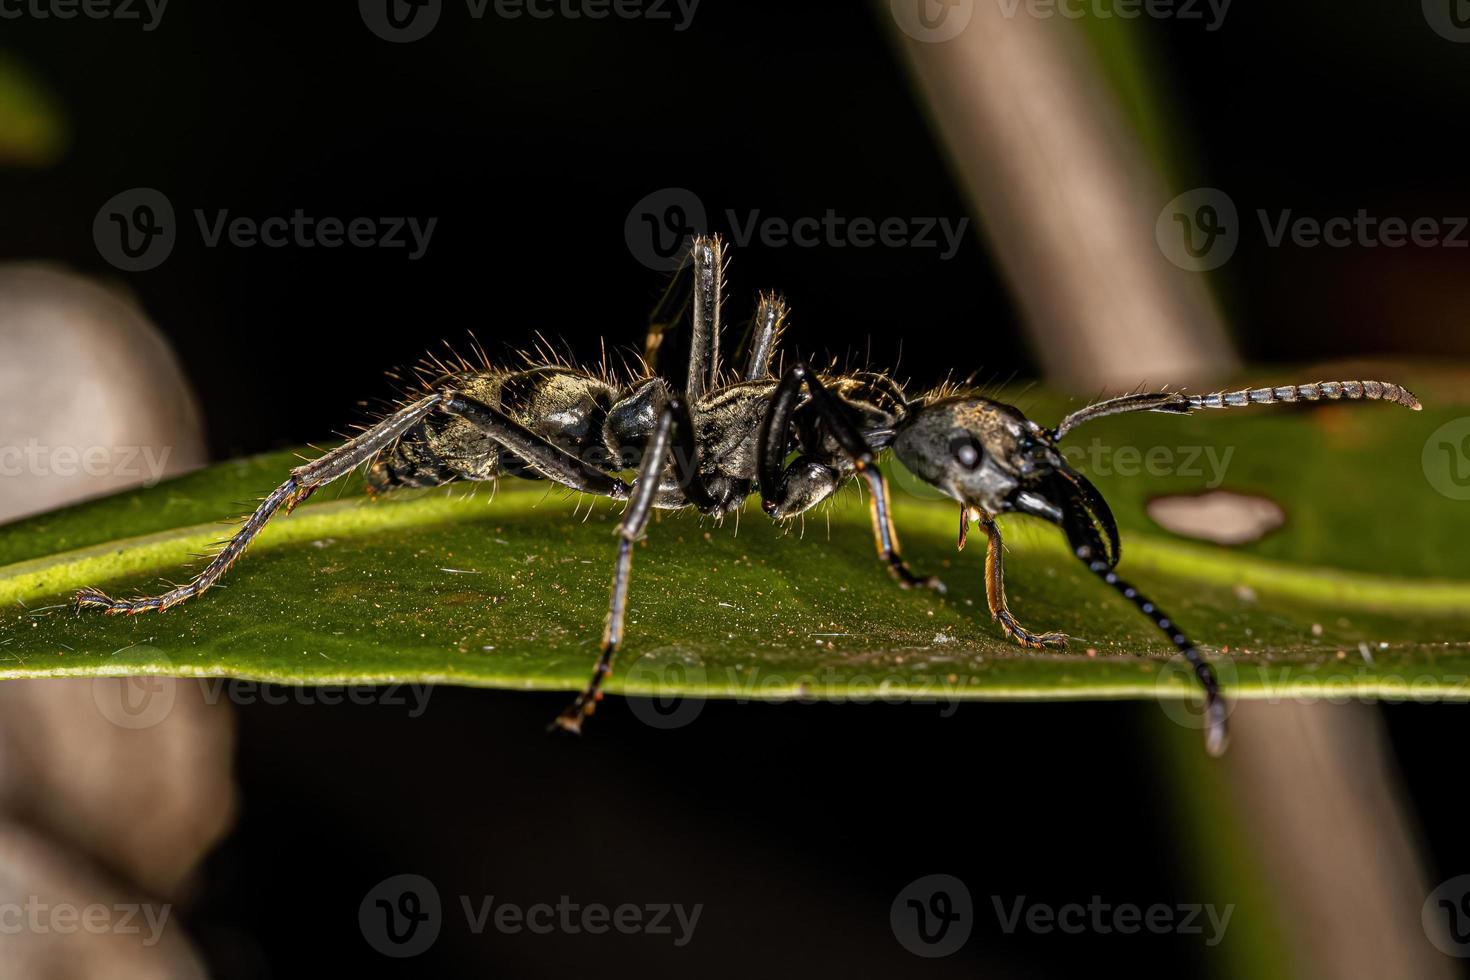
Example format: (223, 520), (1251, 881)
(0, 53), (67, 168)
(889, 5), (1450, 977)
(0, 266), (222, 977)
(887, 2), (1234, 391)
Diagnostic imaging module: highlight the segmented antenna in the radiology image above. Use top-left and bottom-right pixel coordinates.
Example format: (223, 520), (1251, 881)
(1185, 379), (1420, 411)
(1053, 378), (1421, 439)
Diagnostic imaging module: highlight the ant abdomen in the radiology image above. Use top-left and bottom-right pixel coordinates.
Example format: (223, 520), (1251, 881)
(368, 366), (621, 492)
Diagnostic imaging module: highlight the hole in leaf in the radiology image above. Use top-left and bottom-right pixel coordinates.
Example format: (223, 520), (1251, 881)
(1146, 490), (1286, 546)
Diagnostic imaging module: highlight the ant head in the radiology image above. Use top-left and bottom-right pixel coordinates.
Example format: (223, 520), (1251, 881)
(892, 397), (1121, 565)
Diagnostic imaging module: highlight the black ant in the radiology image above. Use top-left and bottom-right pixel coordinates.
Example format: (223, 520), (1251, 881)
(74, 236), (1422, 755)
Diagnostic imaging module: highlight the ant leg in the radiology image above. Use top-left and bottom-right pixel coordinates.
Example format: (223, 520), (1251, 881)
(660, 396), (718, 513)
(742, 291), (788, 380)
(438, 392), (631, 498)
(685, 235), (724, 401)
(553, 397), (699, 732)
(757, 362), (944, 592)
(76, 392), (448, 614)
(77, 391), (635, 616)
(967, 512), (1066, 649)
(1073, 544), (1229, 756)
(859, 464), (945, 592)
(642, 240), (695, 374)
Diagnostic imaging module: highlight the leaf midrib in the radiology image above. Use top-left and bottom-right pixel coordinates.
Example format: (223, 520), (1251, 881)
(5, 487), (1468, 616)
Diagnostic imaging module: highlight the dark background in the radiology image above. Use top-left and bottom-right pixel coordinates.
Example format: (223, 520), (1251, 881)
(3, 1), (1469, 976)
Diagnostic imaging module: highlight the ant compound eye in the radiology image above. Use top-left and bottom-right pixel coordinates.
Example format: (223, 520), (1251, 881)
(950, 433), (985, 470)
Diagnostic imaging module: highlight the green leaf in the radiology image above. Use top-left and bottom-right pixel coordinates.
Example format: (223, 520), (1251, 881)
(2, 375), (1468, 711)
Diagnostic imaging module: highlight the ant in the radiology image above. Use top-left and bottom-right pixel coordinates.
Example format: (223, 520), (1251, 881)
(75, 236), (1421, 755)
